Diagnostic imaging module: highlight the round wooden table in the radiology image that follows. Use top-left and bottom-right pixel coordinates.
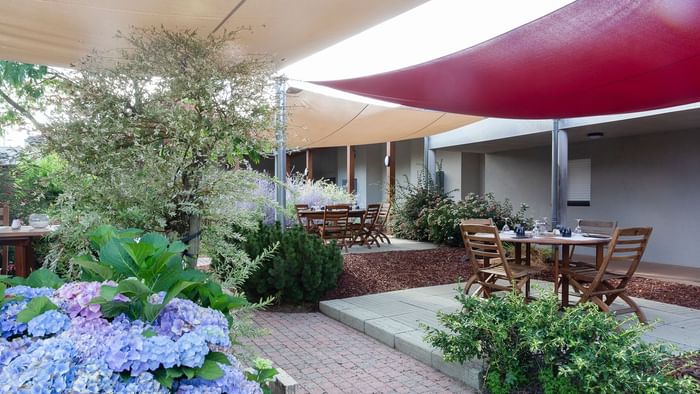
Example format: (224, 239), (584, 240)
(499, 232), (611, 307)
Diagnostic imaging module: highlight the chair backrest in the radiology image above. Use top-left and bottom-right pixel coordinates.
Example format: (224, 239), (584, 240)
(461, 218), (494, 226)
(294, 204), (309, 227)
(364, 203), (381, 227)
(375, 202), (391, 229)
(0, 202), (8, 226)
(459, 223), (513, 279)
(322, 204), (350, 232)
(579, 219), (617, 235)
(596, 227), (652, 283)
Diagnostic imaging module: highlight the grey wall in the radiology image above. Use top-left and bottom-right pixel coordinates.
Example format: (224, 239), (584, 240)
(395, 138), (425, 190)
(312, 147), (341, 182)
(482, 129), (700, 267)
(461, 152), (483, 198)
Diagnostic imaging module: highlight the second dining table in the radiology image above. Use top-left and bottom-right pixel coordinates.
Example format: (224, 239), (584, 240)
(297, 208), (368, 246)
(499, 231), (611, 307)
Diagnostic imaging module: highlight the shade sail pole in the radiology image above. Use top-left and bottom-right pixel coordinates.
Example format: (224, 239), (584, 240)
(551, 119), (560, 229)
(274, 77), (287, 228)
(558, 127), (568, 228)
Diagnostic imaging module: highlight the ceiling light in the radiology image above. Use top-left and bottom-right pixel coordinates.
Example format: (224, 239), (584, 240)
(587, 132), (604, 139)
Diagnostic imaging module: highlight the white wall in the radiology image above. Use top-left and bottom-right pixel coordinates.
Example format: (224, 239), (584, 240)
(435, 150), (462, 199)
(395, 138), (424, 190)
(483, 129), (700, 267)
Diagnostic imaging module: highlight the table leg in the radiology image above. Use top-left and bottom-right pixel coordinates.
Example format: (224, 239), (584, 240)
(552, 246), (559, 295)
(14, 240), (30, 277)
(561, 244), (570, 307)
(525, 243), (531, 295)
(514, 243), (522, 265)
(595, 244), (604, 269)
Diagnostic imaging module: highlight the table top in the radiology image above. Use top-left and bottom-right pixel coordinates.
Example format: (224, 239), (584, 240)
(499, 231), (610, 245)
(298, 209), (366, 215)
(0, 225), (55, 238)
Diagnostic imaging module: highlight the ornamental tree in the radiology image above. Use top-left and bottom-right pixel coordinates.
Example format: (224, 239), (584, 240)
(43, 27), (277, 270)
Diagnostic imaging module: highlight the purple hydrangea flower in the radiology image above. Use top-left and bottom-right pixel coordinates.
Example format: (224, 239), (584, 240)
(177, 331), (209, 368)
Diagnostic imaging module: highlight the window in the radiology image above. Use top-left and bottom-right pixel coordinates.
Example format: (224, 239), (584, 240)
(568, 159), (591, 206)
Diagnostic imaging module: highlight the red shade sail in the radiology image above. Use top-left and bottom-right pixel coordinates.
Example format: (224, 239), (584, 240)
(314, 0), (700, 119)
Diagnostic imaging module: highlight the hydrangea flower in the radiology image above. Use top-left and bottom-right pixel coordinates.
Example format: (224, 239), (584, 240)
(1, 299), (29, 338)
(28, 309), (71, 337)
(177, 331), (209, 368)
(156, 298), (230, 347)
(176, 355), (263, 394)
(0, 281), (262, 393)
(5, 285), (54, 300)
(0, 337), (76, 394)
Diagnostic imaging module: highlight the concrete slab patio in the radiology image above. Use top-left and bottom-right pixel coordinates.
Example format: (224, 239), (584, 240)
(344, 236), (439, 254)
(320, 281), (700, 389)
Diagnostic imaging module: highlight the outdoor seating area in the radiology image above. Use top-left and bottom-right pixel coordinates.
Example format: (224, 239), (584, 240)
(296, 202), (392, 251)
(2, 1), (700, 393)
(459, 220), (652, 323)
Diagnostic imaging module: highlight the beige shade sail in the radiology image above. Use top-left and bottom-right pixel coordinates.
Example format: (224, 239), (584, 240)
(0, 0), (425, 68)
(0, 0), (478, 147)
(286, 88), (482, 149)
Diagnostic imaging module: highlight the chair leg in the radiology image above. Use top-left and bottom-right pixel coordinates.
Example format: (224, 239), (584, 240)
(618, 293), (647, 324)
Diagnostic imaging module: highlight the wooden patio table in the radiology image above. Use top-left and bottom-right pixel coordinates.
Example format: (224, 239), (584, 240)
(297, 209), (366, 246)
(499, 232), (611, 307)
(0, 226), (54, 277)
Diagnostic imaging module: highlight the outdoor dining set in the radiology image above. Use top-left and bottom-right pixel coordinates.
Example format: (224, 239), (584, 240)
(294, 202), (391, 251)
(460, 219), (652, 323)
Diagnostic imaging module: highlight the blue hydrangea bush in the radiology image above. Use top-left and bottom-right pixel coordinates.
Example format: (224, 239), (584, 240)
(0, 282), (263, 393)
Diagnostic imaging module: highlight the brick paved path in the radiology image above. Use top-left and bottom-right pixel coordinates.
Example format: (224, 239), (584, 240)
(239, 312), (472, 394)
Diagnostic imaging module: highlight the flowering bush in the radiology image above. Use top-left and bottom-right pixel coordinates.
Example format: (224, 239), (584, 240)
(0, 281), (263, 393)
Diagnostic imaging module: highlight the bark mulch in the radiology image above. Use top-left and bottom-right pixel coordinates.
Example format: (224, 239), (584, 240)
(323, 246), (700, 310)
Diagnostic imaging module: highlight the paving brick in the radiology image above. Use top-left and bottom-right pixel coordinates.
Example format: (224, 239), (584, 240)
(239, 312), (472, 394)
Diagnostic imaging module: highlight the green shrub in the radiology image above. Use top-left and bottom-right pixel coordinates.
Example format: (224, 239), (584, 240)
(391, 168), (451, 241)
(424, 290), (698, 394)
(234, 223), (343, 305)
(426, 192), (533, 246)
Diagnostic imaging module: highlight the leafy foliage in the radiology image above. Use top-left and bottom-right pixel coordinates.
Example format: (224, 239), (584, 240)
(0, 268), (65, 289)
(423, 289), (699, 394)
(77, 225), (248, 326)
(3, 152), (65, 221)
(391, 168), (451, 241)
(426, 193), (532, 246)
(0, 61), (50, 131)
(245, 358), (279, 394)
(40, 27), (276, 271)
(227, 223), (344, 305)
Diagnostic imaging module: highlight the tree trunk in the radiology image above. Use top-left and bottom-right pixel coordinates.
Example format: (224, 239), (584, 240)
(185, 213), (201, 268)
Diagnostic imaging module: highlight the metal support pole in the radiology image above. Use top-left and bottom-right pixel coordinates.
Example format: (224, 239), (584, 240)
(423, 136), (436, 177)
(558, 128), (569, 228)
(274, 77), (287, 228)
(551, 119), (560, 229)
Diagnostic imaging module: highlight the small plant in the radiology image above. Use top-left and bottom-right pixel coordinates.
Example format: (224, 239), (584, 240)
(229, 222), (344, 305)
(245, 358), (279, 394)
(75, 225), (248, 327)
(423, 289), (698, 394)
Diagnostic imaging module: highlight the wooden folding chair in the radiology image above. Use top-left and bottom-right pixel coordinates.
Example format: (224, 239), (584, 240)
(294, 204), (318, 234)
(354, 203), (380, 247)
(369, 202), (391, 245)
(566, 227), (652, 323)
(319, 205), (351, 251)
(460, 223), (543, 299)
(570, 219), (617, 266)
(1, 202), (9, 274)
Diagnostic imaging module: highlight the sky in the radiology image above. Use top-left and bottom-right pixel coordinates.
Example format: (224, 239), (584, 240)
(2, 0), (573, 147)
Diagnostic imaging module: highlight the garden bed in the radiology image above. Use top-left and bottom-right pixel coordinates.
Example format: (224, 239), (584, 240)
(324, 246), (700, 310)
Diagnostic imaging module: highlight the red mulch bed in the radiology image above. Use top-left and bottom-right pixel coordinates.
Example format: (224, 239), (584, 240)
(323, 246), (700, 310)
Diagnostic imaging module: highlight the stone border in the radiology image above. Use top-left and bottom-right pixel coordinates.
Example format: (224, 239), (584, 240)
(320, 300), (484, 390)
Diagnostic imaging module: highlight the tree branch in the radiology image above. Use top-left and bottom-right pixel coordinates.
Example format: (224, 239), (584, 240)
(0, 87), (44, 131)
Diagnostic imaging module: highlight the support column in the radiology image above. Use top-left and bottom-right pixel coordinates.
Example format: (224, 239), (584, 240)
(386, 141), (396, 202)
(305, 149), (314, 180)
(551, 119), (568, 229)
(423, 136), (436, 176)
(346, 145), (356, 194)
(274, 77), (287, 227)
